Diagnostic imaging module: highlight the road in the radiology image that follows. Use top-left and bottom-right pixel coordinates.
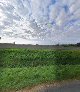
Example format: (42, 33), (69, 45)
(39, 80), (80, 92)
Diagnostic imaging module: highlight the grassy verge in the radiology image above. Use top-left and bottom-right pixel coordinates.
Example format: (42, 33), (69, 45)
(0, 66), (56, 90)
(0, 65), (80, 91)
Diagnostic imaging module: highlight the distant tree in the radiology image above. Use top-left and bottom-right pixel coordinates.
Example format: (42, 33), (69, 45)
(56, 43), (59, 46)
(36, 44), (38, 45)
(13, 42), (15, 44)
(77, 43), (80, 46)
(0, 37), (1, 39)
(55, 43), (60, 46)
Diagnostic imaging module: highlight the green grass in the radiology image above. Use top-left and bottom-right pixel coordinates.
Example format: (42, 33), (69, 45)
(0, 65), (80, 91)
(0, 48), (80, 91)
(0, 66), (56, 90)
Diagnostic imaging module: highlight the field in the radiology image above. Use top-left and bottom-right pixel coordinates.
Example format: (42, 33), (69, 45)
(0, 48), (80, 91)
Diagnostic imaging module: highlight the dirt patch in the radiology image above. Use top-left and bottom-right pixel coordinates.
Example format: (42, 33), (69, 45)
(1, 79), (79, 92)
(16, 79), (80, 92)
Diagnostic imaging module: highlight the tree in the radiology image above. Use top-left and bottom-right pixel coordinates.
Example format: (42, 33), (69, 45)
(77, 43), (80, 46)
(13, 42), (15, 44)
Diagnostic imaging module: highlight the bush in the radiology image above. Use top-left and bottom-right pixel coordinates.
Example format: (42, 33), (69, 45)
(0, 49), (80, 67)
(0, 49), (56, 67)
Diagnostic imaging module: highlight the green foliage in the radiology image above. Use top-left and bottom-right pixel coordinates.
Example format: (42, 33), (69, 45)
(0, 65), (80, 90)
(55, 50), (80, 65)
(0, 66), (56, 90)
(0, 49), (56, 67)
(0, 49), (80, 67)
(0, 48), (80, 91)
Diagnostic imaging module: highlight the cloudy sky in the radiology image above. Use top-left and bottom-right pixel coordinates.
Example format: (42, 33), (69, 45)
(0, 0), (80, 45)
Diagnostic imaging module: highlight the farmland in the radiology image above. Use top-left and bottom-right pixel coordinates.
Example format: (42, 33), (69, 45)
(0, 48), (80, 91)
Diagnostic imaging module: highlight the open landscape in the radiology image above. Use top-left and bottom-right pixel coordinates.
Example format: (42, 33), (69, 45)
(0, 44), (80, 92)
(0, 0), (80, 91)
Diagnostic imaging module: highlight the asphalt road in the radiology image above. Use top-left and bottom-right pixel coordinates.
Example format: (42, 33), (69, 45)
(39, 81), (80, 92)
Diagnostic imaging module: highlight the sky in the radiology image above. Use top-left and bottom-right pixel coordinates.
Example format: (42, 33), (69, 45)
(0, 0), (80, 45)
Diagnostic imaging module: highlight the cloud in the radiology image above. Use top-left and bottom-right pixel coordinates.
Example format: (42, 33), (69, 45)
(0, 0), (80, 44)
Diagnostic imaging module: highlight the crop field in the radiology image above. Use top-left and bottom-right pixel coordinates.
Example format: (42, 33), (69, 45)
(0, 48), (80, 91)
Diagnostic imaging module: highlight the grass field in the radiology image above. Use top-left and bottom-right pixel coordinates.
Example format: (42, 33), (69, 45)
(0, 48), (80, 91)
